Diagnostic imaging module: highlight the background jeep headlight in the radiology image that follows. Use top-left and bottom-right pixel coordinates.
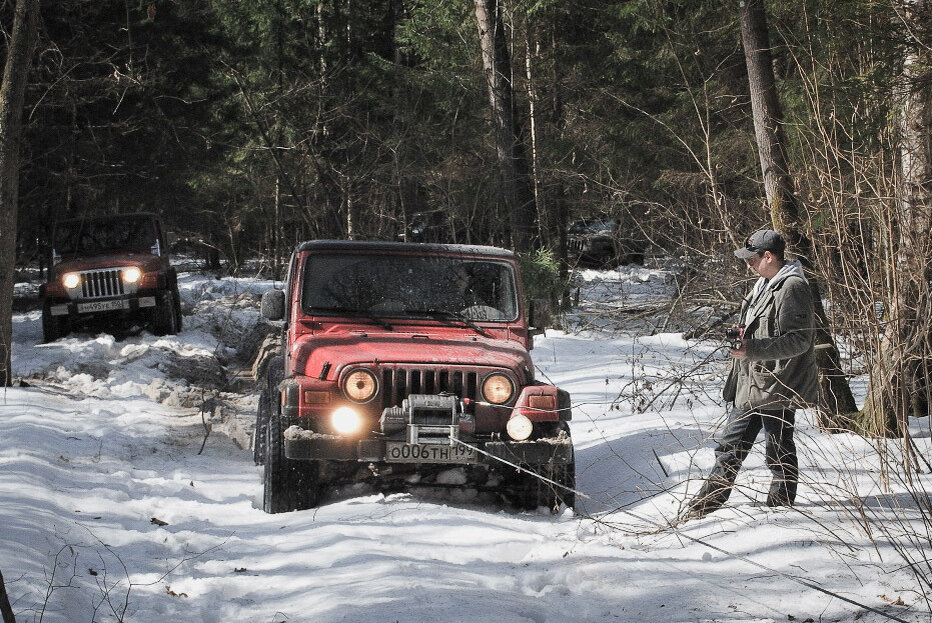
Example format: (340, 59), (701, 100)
(62, 273), (81, 289)
(122, 266), (142, 284)
(343, 369), (378, 403)
(481, 373), (514, 405)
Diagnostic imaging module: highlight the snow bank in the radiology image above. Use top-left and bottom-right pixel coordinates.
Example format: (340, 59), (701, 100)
(1, 267), (928, 623)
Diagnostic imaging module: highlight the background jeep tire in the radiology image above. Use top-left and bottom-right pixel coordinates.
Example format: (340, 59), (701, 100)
(151, 289), (180, 335)
(172, 285), (183, 331)
(41, 304), (69, 342)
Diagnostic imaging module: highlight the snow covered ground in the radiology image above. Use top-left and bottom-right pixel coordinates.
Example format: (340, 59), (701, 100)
(2, 264), (930, 623)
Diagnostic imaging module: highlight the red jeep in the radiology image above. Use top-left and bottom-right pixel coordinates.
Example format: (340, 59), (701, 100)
(256, 240), (574, 513)
(40, 212), (182, 341)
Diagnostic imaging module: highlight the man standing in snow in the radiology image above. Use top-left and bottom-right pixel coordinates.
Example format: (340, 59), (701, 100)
(685, 229), (819, 519)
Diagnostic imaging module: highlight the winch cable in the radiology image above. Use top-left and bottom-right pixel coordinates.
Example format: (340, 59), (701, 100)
(448, 436), (591, 501)
(449, 411), (913, 623)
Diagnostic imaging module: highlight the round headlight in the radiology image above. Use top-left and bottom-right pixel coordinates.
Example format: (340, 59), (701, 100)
(481, 373), (514, 405)
(62, 273), (81, 289)
(343, 369), (378, 403)
(122, 266), (142, 284)
(331, 406), (363, 435)
(506, 414), (534, 441)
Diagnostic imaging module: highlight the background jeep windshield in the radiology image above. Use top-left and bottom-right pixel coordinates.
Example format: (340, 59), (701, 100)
(53, 216), (157, 257)
(302, 253), (518, 321)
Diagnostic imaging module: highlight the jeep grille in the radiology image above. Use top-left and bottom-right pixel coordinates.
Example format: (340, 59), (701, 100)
(80, 269), (125, 299)
(381, 366), (480, 408)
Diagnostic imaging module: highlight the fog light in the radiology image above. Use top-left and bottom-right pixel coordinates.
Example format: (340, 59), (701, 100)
(506, 414), (533, 441)
(62, 273), (81, 289)
(331, 406), (363, 435)
(122, 266), (142, 284)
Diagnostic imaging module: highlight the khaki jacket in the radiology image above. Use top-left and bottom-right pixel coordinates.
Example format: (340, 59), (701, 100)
(722, 261), (820, 410)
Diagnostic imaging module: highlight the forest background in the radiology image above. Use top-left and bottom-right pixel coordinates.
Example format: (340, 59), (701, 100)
(2, 0), (932, 431)
(5, 0), (919, 265)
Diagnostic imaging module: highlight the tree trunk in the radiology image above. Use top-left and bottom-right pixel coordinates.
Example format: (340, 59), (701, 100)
(473, 0), (536, 252)
(0, 0), (40, 388)
(738, 0), (858, 424)
(523, 21), (542, 240)
(0, 565), (14, 623)
(858, 0), (932, 437)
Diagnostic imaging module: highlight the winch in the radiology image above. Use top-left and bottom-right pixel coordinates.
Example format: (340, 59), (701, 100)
(379, 394), (474, 444)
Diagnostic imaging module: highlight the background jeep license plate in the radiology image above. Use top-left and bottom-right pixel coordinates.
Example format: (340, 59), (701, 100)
(77, 299), (128, 314)
(385, 442), (477, 464)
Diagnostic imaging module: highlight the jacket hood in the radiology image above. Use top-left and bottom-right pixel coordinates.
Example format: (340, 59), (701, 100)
(750, 260), (807, 298)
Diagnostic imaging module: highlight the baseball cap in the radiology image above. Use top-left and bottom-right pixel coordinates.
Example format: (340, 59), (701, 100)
(734, 229), (785, 259)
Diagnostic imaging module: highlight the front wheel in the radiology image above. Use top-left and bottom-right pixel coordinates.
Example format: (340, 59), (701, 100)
(41, 304), (69, 342)
(151, 289), (180, 336)
(263, 415), (321, 513)
(512, 425), (576, 512)
(172, 286), (183, 331)
(515, 461), (576, 512)
(253, 389), (270, 466)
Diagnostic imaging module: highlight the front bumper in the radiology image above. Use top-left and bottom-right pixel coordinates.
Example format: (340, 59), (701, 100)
(46, 294), (158, 318)
(283, 428), (574, 466)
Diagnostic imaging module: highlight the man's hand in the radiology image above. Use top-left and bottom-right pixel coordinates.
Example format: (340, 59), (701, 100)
(730, 340), (748, 359)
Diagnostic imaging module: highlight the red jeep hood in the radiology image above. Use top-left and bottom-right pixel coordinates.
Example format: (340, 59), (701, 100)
(292, 330), (534, 380)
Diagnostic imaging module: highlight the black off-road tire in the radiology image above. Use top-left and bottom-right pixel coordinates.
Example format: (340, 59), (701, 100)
(263, 414), (321, 513)
(152, 289), (180, 336)
(550, 461), (577, 510)
(253, 389), (270, 465)
(41, 304), (70, 342)
(254, 358), (284, 465)
(172, 286), (183, 331)
(515, 461), (576, 512)
(513, 424), (576, 512)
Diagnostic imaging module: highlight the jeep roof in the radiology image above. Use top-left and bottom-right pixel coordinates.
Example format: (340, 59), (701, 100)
(295, 239), (516, 259)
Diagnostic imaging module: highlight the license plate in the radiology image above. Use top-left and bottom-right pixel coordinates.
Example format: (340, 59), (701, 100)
(77, 299), (128, 314)
(385, 442), (477, 464)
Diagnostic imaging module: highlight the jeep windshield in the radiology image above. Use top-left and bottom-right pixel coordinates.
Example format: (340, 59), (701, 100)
(53, 215), (159, 258)
(301, 253), (519, 322)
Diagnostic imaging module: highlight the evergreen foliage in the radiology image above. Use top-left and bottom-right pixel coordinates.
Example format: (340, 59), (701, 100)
(517, 248), (563, 310)
(3, 0), (925, 281)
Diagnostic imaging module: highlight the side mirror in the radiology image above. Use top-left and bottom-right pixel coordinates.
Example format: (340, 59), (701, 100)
(261, 289), (286, 321)
(528, 299), (551, 336)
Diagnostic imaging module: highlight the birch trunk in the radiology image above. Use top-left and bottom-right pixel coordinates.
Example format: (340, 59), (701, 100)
(473, 0), (536, 252)
(859, 0), (932, 436)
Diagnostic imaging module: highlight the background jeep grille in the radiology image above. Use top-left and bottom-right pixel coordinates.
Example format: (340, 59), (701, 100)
(381, 366), (480, 408)
(80, 269), (125, 298)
